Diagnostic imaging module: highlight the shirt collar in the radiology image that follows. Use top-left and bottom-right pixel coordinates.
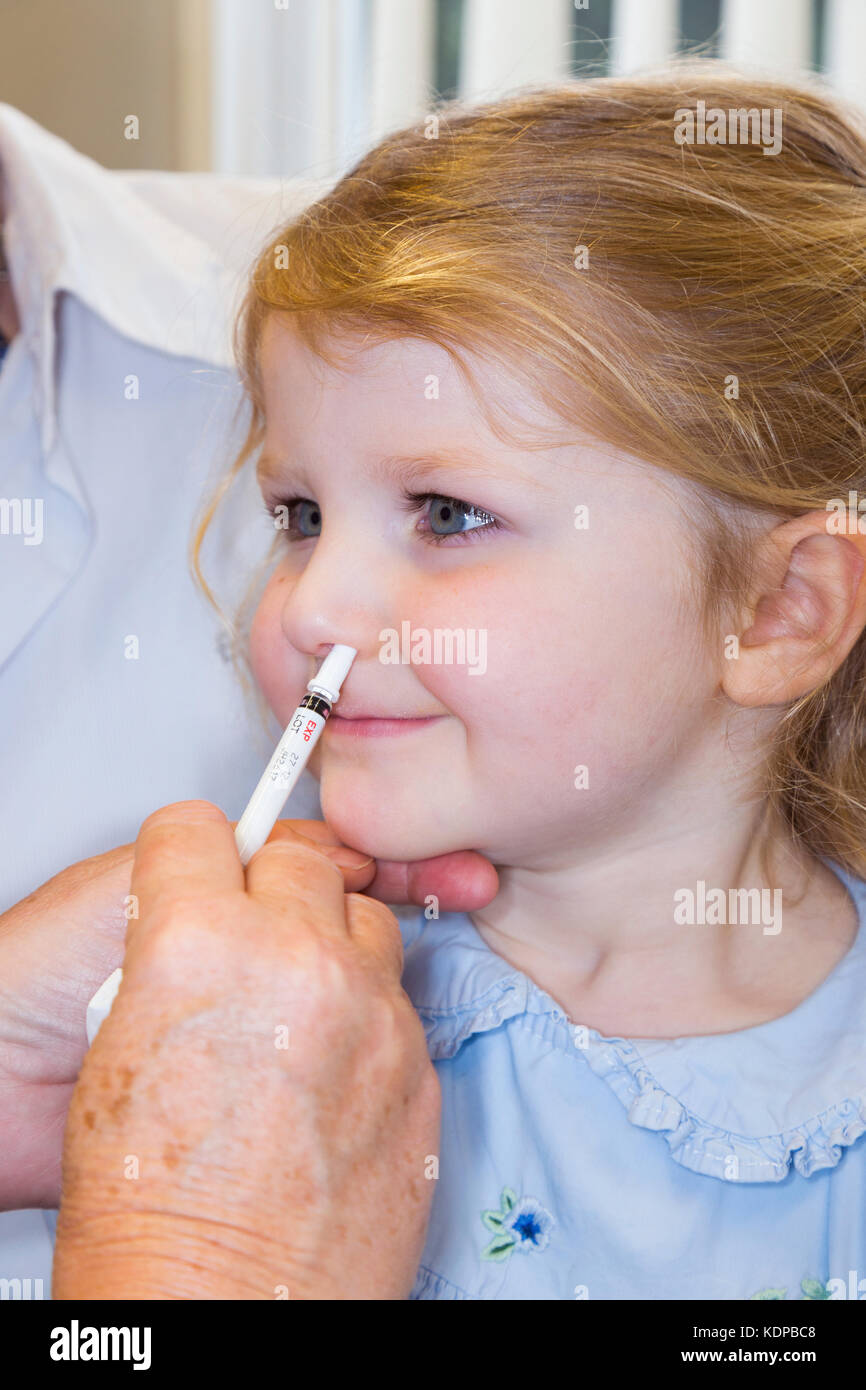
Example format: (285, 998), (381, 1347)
(402, 909), (564, 1060)
(404, 856), (866, 1043)
(0, 103), (240, 454)
(401, 862), (866, 1183)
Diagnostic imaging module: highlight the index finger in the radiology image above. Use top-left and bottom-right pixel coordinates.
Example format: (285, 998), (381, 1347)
(243, 836), (350, 939)
(131, 800), (244, 925)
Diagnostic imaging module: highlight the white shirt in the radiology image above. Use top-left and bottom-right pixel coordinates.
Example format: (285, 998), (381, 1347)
(0, 104), (329, 1293)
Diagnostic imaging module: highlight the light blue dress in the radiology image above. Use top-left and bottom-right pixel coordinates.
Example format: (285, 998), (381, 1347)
(399, 857), (866, 1300)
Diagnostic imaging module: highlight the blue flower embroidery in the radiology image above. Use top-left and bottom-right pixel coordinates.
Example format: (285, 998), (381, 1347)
(481, 1186), (554, 1261)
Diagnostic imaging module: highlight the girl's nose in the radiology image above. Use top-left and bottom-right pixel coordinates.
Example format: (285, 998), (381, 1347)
(276, 526), (392, 666)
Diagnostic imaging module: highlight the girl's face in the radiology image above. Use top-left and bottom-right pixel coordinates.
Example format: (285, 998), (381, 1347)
(250, 314), (720, 868)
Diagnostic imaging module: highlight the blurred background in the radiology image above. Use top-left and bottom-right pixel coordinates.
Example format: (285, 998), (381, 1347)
(0, 0), (862, 180)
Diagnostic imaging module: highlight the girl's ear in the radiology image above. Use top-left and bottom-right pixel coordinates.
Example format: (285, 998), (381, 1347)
(722, 510), (866, 707)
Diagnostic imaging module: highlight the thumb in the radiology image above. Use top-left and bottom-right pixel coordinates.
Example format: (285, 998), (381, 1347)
(364, 850), (499, 913)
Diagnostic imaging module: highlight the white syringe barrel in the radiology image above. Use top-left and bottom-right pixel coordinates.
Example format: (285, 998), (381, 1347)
(234, 641), (357, 863)
(234, 700), (328, 864)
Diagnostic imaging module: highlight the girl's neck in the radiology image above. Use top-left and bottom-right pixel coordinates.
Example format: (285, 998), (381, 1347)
(469, 818), (860, 1040)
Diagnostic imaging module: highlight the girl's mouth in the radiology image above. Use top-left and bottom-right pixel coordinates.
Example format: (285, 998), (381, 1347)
(328, 714), (446, 738)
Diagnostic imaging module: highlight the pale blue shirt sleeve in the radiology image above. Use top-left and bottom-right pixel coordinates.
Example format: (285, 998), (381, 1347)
(0, 106), (325, 1295)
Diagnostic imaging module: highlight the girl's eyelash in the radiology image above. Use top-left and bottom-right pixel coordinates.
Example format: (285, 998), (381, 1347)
(263, 490), (503, 546)
(399, 490), (503, 545)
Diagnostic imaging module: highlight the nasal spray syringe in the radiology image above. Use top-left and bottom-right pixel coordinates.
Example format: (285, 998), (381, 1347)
(85, 644), (357, 1046)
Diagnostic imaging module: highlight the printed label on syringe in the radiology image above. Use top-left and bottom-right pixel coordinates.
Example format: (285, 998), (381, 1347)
(270, 711), (325, 788)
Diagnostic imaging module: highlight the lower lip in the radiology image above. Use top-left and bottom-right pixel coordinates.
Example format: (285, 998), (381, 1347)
(328, 715), (445, 738)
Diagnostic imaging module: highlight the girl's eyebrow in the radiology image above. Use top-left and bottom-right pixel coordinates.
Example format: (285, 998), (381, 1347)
(369, 451), (512, 486)
(258, 449), (538, 490)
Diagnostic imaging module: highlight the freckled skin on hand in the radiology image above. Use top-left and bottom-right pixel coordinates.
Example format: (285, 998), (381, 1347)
(108, 1092), (131, 1122)
(55, 800), (439, 1300)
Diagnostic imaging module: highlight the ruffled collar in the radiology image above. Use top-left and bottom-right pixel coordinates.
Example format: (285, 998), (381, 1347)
(401, 858), (866, 1183)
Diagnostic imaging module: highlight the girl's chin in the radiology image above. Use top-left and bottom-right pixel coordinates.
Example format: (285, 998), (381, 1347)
(318, 777), (458, 865)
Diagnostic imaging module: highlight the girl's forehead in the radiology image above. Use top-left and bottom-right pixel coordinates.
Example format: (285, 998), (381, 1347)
(259, 316), (573, 454)
(259, 316), (468, 394)
(257, 318), (649, 498)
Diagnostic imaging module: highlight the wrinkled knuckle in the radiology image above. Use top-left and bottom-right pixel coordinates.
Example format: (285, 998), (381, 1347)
(367, 990), (420, 1062)
(345, 892), (400, 932)
(289, 932), (355, 998)
(138, 897), (227, 979)
(262, 839), (339, 875)
(138, 799), (225, 838)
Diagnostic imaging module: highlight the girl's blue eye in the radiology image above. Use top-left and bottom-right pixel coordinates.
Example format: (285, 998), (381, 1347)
(404, 491), (501, 544)
(269, 497), (321, 539)
(265, 491), (502, 547)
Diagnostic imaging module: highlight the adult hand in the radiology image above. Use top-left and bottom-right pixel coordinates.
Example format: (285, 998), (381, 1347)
(0, 815), (497, 1211)
(53, 802), (441, 1299)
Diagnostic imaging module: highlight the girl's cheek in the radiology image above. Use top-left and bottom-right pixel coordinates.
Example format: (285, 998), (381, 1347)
(410, 562), (616, 778)
(396, 563), (536, 698)
(249, 575), (304, 725)
(409, 566), (564, 718)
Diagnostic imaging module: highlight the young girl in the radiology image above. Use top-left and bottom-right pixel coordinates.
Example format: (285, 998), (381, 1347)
(208, 63), (866, 1300)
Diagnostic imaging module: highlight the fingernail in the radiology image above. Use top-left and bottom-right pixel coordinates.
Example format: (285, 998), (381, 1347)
(330, 851), (375, 871)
